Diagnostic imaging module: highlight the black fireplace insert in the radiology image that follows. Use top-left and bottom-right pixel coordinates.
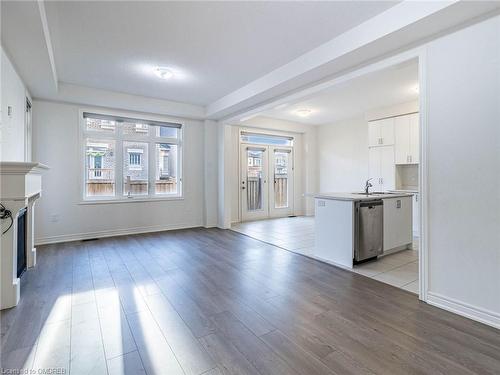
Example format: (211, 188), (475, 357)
(17, 208), (27, 278)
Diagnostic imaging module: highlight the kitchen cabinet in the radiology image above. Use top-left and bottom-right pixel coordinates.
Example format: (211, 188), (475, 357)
(394, 113), (419, 164)
(412, 193), (419, 236)
(409, 113), (419, 164)
(368, 117), (395, 147)
(368, 146), (395, 191)
(383, 196), (413, 251)
(314, 193), (414, 269)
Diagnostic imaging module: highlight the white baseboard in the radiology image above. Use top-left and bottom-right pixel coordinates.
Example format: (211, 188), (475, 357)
(35, 222), (203, 245)
(427, 292), (500, 330)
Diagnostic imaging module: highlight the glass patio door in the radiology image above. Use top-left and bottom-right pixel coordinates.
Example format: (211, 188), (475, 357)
(269, 148), (293, 217)
(240, 145), (293, 221)
(241, 146), (269, 221)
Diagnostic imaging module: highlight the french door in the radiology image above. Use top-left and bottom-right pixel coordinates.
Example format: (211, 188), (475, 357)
(240, 144), (293, 221)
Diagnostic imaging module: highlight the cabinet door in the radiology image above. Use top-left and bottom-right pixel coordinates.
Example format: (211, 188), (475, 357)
(394, 115), (411, 164)
(368, 147), (382, 190)
(383, 196), (413, 251)
(379, 117), (395, 146)
(368, 121), (381, 147)
(409, 113), (419, 164)
(412, 193), (419, 236)
(379, 146), (395, 191)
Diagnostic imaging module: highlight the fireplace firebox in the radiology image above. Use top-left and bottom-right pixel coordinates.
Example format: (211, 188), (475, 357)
(17, 208), (27, 278)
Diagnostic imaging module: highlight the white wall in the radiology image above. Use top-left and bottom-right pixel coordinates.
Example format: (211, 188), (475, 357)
(317, 117), (368, 193)
(425, 15), (500, 325)
(317, 101), (418, 193)
(203, 120), (218, 227)
(365, 100), (418, 121)
(33, 100), (207, 244)
(1, 47), (29, 161)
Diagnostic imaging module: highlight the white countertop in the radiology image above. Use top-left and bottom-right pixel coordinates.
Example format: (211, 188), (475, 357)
(313, 192), (414, 201)
(389, 189), (419, 193)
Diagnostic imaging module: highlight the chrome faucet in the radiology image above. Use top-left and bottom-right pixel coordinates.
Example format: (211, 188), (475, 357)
(364, 178), (373, 195)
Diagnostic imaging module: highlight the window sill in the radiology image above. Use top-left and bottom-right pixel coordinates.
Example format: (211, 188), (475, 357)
(78, 196), (184, 205)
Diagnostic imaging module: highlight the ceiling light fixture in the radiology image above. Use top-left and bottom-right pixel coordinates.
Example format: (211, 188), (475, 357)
(154, 67), (174, 80)
(295, 109), (312, 117)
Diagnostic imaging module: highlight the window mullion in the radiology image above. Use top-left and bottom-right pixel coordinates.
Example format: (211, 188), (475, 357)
(115, 124), (124, 198)
(149, 141), (155, 196)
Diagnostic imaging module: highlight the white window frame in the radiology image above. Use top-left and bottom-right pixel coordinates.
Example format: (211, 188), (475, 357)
(79, 108), (183, 204)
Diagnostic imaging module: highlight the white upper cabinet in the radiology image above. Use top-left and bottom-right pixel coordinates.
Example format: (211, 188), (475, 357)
(394, 115), (411, 164)
(368, 146), (395, 191)
(409, 113), (419, 164)
(394, 113), (419, 164)
(368, 117), (395, 147)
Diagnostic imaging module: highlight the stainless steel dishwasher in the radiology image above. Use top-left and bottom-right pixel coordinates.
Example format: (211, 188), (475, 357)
(354, 200), (383, 263)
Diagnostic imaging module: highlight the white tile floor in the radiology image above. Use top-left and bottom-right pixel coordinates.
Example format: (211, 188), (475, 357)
(231, 216), (419, 294)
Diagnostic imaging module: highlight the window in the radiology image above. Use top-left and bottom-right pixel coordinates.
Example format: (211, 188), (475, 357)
(128, 151), (141, 166)
(82, 112), (182, 200)
(240, 132), (293, 146)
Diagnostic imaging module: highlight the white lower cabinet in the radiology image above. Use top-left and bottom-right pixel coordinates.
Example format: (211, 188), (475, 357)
(383, 196), (413, 252)
(412, 193), (419, 236)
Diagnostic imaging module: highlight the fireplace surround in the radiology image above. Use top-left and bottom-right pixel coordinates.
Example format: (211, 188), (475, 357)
(1, 162), (48, 309)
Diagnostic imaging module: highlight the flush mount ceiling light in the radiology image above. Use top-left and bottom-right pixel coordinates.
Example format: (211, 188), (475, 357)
(154, 67), (174, 80)
(295, 108), (312, 117)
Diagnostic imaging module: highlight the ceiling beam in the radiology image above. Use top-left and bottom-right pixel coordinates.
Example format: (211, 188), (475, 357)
(207, 0), (500, 120)
(37, 0), (58, 92)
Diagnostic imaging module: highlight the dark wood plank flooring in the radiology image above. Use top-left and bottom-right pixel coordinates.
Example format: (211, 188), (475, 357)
(1, 228), (499, 375)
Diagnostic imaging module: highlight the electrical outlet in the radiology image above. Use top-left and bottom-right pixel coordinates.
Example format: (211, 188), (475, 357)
(50, 214), (59, 223)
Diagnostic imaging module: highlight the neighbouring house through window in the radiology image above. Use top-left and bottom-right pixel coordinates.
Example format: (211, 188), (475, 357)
(82, 111), (182, 200)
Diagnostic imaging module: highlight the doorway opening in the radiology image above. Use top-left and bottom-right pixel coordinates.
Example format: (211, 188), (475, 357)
(239, 132), (294, 221)
(229, 53), (425, 298)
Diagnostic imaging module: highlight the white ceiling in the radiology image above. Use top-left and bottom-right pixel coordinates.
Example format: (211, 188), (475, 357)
(257, 60), (419, 125)
(2, 1), (398, 105)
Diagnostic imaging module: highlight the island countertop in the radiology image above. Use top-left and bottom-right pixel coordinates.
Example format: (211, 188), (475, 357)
(313, 192), (414, 201)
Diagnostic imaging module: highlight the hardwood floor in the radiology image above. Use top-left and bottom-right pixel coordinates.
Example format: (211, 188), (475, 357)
(1, 228), (499, 374)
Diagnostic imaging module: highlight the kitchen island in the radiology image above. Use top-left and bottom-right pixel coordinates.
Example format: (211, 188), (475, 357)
(313, 192), (414, 269)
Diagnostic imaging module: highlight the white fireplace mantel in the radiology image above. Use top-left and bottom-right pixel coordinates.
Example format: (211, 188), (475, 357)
(1, 161), (49, 309)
